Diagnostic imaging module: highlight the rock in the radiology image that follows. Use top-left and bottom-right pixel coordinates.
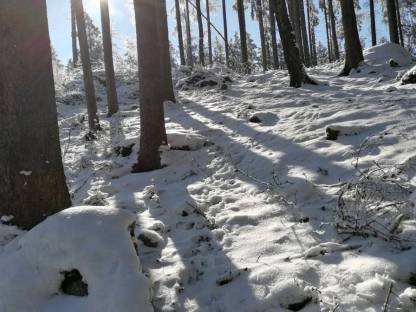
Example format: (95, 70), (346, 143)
(115, 143), (135, 157)
(389, 58), (400, 67)
(326, 128), (340, 141)
(138, 229), (164, 248)
(249, 116), (262, 123)
(60, 269), (88, 297)
(401, 65), (416, 85)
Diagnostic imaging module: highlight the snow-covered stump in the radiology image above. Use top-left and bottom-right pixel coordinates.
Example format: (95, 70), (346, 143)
(0, 206), (153, 312)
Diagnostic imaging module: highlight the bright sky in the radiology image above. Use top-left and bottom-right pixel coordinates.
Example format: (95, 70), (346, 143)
(46, 0), (390, 64)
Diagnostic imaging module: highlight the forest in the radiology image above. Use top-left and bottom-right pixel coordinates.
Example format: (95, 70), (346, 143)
(1, 0), (416, 311)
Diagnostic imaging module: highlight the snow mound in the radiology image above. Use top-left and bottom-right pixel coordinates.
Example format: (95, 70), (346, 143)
(175, 69), (232, 90)
(364, 42), (413, 67)
(401, 65), (416, 85)
(399, 287), (416, 310)
(0, 206), (153, 312)
(167, 131), (211, 150)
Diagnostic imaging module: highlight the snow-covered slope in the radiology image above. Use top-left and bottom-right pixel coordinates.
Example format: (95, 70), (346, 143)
(2, 47), (416, 311)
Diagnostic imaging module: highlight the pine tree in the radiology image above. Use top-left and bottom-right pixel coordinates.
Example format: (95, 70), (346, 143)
(0, 0), (71, 229)
(175, 0), (186, 66)
(268, 0), (280, 69)
(196, 0), (205, 65)
(222, 0), (230, 67)
(386, 0), (400, 44)
(369, 0), (377, 46)
(328, 0), (340, 60)
(236, 0), (250, 73)
(71, 0), (78, 67)
(206, 0), (213, 66)
(185, 0), (194, 67)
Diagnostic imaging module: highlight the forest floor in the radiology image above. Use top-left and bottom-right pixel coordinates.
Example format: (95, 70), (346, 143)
(2, 43), (416, 312)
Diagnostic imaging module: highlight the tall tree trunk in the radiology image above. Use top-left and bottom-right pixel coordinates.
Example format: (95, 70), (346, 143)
(256, 0), (268, 71)
(175, 0), (186, 65)
(395, 0), (404, 47)
(222, 0), (230, 67)
(386, 0), (400, 44)
(268, 0), (280, 69)
(306, 0), (316, 65)
(133, 0), (173, 172)
(274, 0), (315, 87)
(206, 0), (213, 65)
(323, 0), (332, 62)
(369, 0), (377, 46)
(288, 0), (304, 62)
(74, 0), (100, 131)
(299, 0), (311, 66)
(0, 0), (71, 229)
(236, 0), (250, 73)
(71, 0), (78, 67)
(185, 0), (194, 68)
(196, 0), (205, 66)
(339, 0), (364, 76)
(100, 0), (119, 117)
(328, 0), (340, 60)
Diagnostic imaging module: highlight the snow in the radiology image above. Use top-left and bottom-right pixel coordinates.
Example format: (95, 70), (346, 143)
(0, 206), (152, 312)
(2, 44), (416, 311)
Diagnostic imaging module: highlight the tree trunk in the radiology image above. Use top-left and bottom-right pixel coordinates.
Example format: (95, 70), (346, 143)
(71, 0), (78, 67)
(328, 0), (339, 60)
(206, 0), (213, 65)
(185, 0), (193, 68)
(274, 0), (314, 87)
(0, 0), (71, 229)
(323, 0), (332, 62)
(306, 0), (316, 65)
(299, 0), (311, 66)
(100, 0), (119, 117)
(369, 0), (377, 46)
(288, 0), (304, 62)
(175, 0), (186, 65)
(222, 0), (230, 67)
(256, 0), (268, 71)
(196, 0), (205, 66)
(395, 0), (404, 47)
(74, 0), (100, 131)
(386, 0), (400, 44)
(133, 0), (172, 172)
(236, 0), (250, 73)
(268, 0), (279, 69)
(339, 0), (364, 76)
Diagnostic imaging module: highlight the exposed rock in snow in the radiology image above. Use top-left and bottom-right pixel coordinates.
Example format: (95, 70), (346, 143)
(326, 122), (367, 140)
(0, 206), (153, 312)
(175, 69), (232, 90)
(167, 131), (211, 151)
(401, 65), (416, 85)
(364, 42), (413, 67)
(399, 287), (416, 310)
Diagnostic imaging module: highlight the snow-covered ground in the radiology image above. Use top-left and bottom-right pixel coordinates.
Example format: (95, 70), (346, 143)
(2, 43), (416, 311)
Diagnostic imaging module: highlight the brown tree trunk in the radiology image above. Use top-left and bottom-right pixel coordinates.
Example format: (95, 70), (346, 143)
(306, 0), (317, 65)
(328, 0), (339, 60)
(369, 0), (377, 46)
(288, 0), (304, 62)
(74, 0), (100, 131)
(0, 0), (71, 229)
(196, 0), (205, 66)
(386, 0), (400, 44)
(268, 0), (279, 69)
(299, 0), (311, 66)
(395, 0), (404, 47)
(185, 0), (194, 68)
(256, 0), (268, 71)
(71, 0), (78, 67)
(175, 0), (186, 65)
(100, 0), (119, 117)
(274, 0), (315, 87)
(339, 0), (364, 76)
(323, 0), (332, 62)
(133, 0), (172, 172)
(206, 0), (213, 66)
(236, 0), (250, 73)
(222, 0), (230, 67)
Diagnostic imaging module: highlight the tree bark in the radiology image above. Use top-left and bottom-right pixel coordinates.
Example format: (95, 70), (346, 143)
(0, 0), (71, 229)
(339, 0), (364, 76)
(222, 0), (230, 67)
(306, 0), (317, 65)
(288, 0), (304, 62)
(256, 0), (268, 71)
(386, 0), (400, 44)
(328, 0), (339, 61)
(299, 0), (311, 66)
(369, 0), (377, 46)
(206, 0), (213, 65)
(185, 0), (194, 68)
(195, 0), (205, 66)
(133, 0), (172, 172)
(71, 0), (78, 67)
(323, 0), (332, 62)
(395, 0), (404, 47)
(74, 0), (100, 131)
(175, 0), (186, 65)
(236, 0), (250, 73)
(100, 0), (119, 117)
(268, 0), (279, 69)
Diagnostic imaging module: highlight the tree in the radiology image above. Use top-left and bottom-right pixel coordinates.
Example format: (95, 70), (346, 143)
(321, 0), (332, 62)
(206, 0), (213, 65)
(395, 0), (404, 47)
(299, 0), (311, 66)
(196, 0), (205, 65)
(369, 0), (377, 46)
(306, 0), (317, 65)
(84, 13), (104, 65)
(185, 0), (194, 67)
(74, 0), (100, 131)
(0, 0), (71, 229)
(236, 0), (250, 73)
(268, 0), (280, 69)
(71, 0), (78, 67)
(254, 0), (268, 71)
(339, 0), (364, 76)
(175, 0), (186, 65)
(133, 0), (174, 172)
(327, 0), (340, 60)
(273, 0), (315, 87)
(100, 0), (119, 117)
(386, 0), (400, 44)
(222, 0), (230, 67)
